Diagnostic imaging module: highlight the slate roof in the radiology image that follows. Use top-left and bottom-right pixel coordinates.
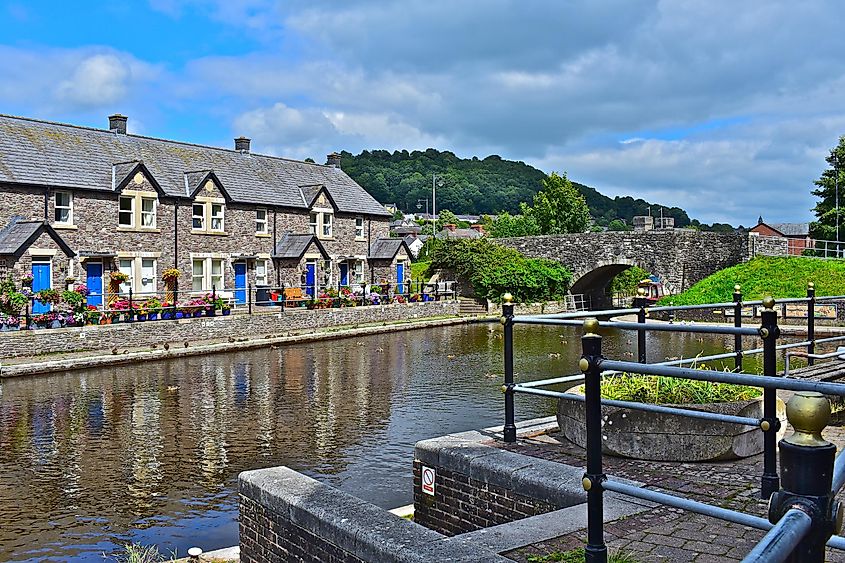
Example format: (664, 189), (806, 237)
(0, 114), (389, 216)
(273, 233), (329, 260)
(769, 223), (810, 237)
(368, 237), (411, 260)
(436, 228), (483, 240)
(0, 217), (74, 257)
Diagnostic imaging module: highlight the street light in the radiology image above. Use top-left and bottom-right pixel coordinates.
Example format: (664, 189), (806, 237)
(835, 153), (840, 256)
(432, 173), (444, 234)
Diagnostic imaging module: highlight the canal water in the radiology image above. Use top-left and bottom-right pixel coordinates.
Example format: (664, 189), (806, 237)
(0, 322), (766, 561)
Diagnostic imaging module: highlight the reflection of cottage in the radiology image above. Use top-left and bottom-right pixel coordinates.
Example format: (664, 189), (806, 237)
(0, 113), (402, 304)
(750, 217), (812, 256)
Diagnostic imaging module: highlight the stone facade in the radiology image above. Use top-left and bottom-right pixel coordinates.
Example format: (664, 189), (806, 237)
(0, 300), (459, 359)
(496, 231), (786, 305)
(0, 113), (394, 304)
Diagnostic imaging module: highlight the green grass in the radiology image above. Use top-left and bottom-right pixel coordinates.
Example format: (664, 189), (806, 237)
(586, 372), (761, 404)
(411, 261), (431, 282)
(115, 544), (174, 563)
(527, 547), (640, 563)
(657, 256), (845, 305)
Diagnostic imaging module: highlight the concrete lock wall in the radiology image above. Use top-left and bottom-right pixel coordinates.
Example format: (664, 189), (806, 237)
(0, 301), (459, 359)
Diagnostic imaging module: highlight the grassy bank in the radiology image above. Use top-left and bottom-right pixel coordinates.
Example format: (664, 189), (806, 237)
(659, 256), (845, 305)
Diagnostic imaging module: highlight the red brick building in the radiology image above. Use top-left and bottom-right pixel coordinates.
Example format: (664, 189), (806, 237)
(749, 217), (812, 255)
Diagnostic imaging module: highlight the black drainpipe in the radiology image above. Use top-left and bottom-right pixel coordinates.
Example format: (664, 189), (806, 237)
(43, 188), (49, 220)
(273, 209), (279, 287)
(174, 201), (179, 269)
(368, 217), (373, 283)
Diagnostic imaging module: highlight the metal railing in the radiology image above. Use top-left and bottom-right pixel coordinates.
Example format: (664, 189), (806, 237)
(499, 287), (845, 562)
(791, 237), (845, 259)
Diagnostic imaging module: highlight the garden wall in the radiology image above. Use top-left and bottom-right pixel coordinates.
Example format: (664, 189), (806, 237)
(0, 301), (459, 359)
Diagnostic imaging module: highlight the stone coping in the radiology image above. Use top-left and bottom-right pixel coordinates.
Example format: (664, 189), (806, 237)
(0, 316), (473, 378)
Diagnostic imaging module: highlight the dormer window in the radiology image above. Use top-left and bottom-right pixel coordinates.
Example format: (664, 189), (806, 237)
(321, 213), (333, 238)
(141, 197), (157, 228)
(119, 196), (134, 227)
(54, 191), (73, 225)
(309, 213), (318, 235)
(192, 204), (205, 230)
(192, 199), (226, 234)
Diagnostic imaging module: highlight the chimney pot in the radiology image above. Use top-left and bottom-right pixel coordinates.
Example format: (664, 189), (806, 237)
(470, 224), (484, 233)
(235, 137), (251, 152)
(108, 114), (127, 134)
(445, 223), (457, 232)
(326, 152), (342, 168)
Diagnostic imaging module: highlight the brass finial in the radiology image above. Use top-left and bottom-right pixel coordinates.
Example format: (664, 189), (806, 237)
(808, 281), (815, 289)
(784, 391), (831, 447)
(734, 284), (741, 292)
(503, 293), (513, 304)
(583, 318), (600, 335)
(637, 287), (646, 296)
(762, 295), (775, 310)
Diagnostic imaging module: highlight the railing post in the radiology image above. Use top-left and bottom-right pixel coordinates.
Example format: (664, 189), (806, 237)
(634, 288), (647, 364)
(733, 284), (743, 371)
(281, 281), (286, 311)
(761, 295), (782, 499)
(248, 284), (253, 315)
(807, 282), (815, 366)
(24, 298), (30, 330)
(766, 392), (838, 562)
(128, 289), (134, 323)
(581, 318), (607, 563)
(502, 293), (517, 443)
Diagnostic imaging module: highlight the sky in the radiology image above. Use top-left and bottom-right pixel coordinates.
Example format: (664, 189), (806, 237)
(1, 1), (844, 226)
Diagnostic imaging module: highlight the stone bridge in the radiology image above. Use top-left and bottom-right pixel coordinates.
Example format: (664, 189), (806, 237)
(497, 231), (786, 306)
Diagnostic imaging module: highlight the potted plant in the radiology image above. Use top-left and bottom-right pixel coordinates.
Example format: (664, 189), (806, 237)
(135, 303), (148, 322)
(221, 302), (232, 316)
(4, 315), (20, 331)
(86, 306), (101, 325)
(160, 301), (174, 320)
(112, 299), (130, 322)
(145, 297), (162, 320)
(162, 268), (180, 303)
(20, 274), (33, 288)
(32, 313), (49, 329)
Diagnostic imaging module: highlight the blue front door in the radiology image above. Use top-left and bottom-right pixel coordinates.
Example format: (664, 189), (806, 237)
(86, 262), (103, 307)
(32, 261), (51, 314)
(339, 263), (349, 287)
(234, 262), (247, 304)
(397, 262), (405, 294)
(305, 262), (316, 297)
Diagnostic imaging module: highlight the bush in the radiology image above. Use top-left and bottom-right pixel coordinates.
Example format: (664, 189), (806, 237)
(429, 239), (571, 303)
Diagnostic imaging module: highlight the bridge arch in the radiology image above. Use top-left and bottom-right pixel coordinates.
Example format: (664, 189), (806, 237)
(569, 259), (669, 308)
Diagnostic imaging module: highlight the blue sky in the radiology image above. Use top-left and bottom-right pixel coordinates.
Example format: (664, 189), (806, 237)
(1, 1), (844, 225)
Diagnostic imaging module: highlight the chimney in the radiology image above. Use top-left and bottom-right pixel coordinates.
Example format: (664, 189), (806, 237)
(326, 152), (342, 168)
(445, 223), (457, 232)
(470, 224), (485, 233)
(108, 114), (127, 134)
(235, 137), (251, 152)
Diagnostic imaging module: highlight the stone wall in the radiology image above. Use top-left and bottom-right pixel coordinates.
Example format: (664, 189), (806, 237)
(239, 466), (508, 563)
(412, 425), (586, 536)
(748, 234), (789, 257)
(0, 301), (459, 359)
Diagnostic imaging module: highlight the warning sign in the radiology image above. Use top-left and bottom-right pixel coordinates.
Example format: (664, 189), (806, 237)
(421, 466), (436, 496)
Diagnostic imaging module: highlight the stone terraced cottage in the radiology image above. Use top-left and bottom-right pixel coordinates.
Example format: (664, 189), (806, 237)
(0, 113), (411, 307)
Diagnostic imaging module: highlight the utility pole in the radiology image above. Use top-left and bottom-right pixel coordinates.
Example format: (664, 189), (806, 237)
(432, 173), (437, 236)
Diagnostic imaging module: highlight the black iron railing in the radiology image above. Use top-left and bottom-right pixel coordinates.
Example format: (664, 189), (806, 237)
(500, 288), (845, 562)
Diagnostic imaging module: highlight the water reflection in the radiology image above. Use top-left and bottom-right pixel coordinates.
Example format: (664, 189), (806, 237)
(0, 322), (783, 561)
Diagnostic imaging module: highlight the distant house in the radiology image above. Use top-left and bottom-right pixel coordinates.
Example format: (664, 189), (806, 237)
(404, 235), (425, 258)
(436, 224), (485, 240)
(750, 217), (812, 256)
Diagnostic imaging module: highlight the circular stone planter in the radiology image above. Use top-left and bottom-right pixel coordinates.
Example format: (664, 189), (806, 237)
(556, 386), (786, 462)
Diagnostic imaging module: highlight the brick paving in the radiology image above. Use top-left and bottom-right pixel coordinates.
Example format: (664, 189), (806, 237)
(499, 423), (845, 562)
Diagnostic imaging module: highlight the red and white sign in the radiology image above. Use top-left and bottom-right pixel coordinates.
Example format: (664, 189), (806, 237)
(421, 466), (436, 496)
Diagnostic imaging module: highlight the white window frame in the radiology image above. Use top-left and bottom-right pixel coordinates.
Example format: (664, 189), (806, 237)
(355, 216), (365, 240)
(322, 259), (333, 287)
(308, 213), (318, 235)
(119, 196), (135, 227)
(192, 204), (206, 231)
(192, 257), (225, 291)
(256, 259), (269, 286)
(55, 191), (73, 225)
(140, 197), (157, 228)
(210, 203), (225, 232)
(118, 259), (134, 295)
(353, 260), (364, 285)
(321, 213), (333, 238)
(256, 209), (268, 235)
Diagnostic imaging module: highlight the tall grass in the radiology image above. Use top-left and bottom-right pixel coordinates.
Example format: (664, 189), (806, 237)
(113, 544), (175, 563)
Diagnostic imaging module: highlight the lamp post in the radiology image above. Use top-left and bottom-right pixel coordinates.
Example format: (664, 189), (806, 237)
(416, 198), (429, 220)
(836, 154), (840, 257)
(432, 173), (444, 235)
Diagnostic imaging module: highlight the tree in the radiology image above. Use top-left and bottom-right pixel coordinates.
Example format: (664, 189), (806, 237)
(810, 135), (845, 241)
(488, 208), (540, 237)
(529, 172), (591, 234)
(435, 209), (469, 231)
(607, 219), (630, 232)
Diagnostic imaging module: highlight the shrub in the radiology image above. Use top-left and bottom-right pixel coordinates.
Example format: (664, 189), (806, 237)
(429, 238), (571, 303)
